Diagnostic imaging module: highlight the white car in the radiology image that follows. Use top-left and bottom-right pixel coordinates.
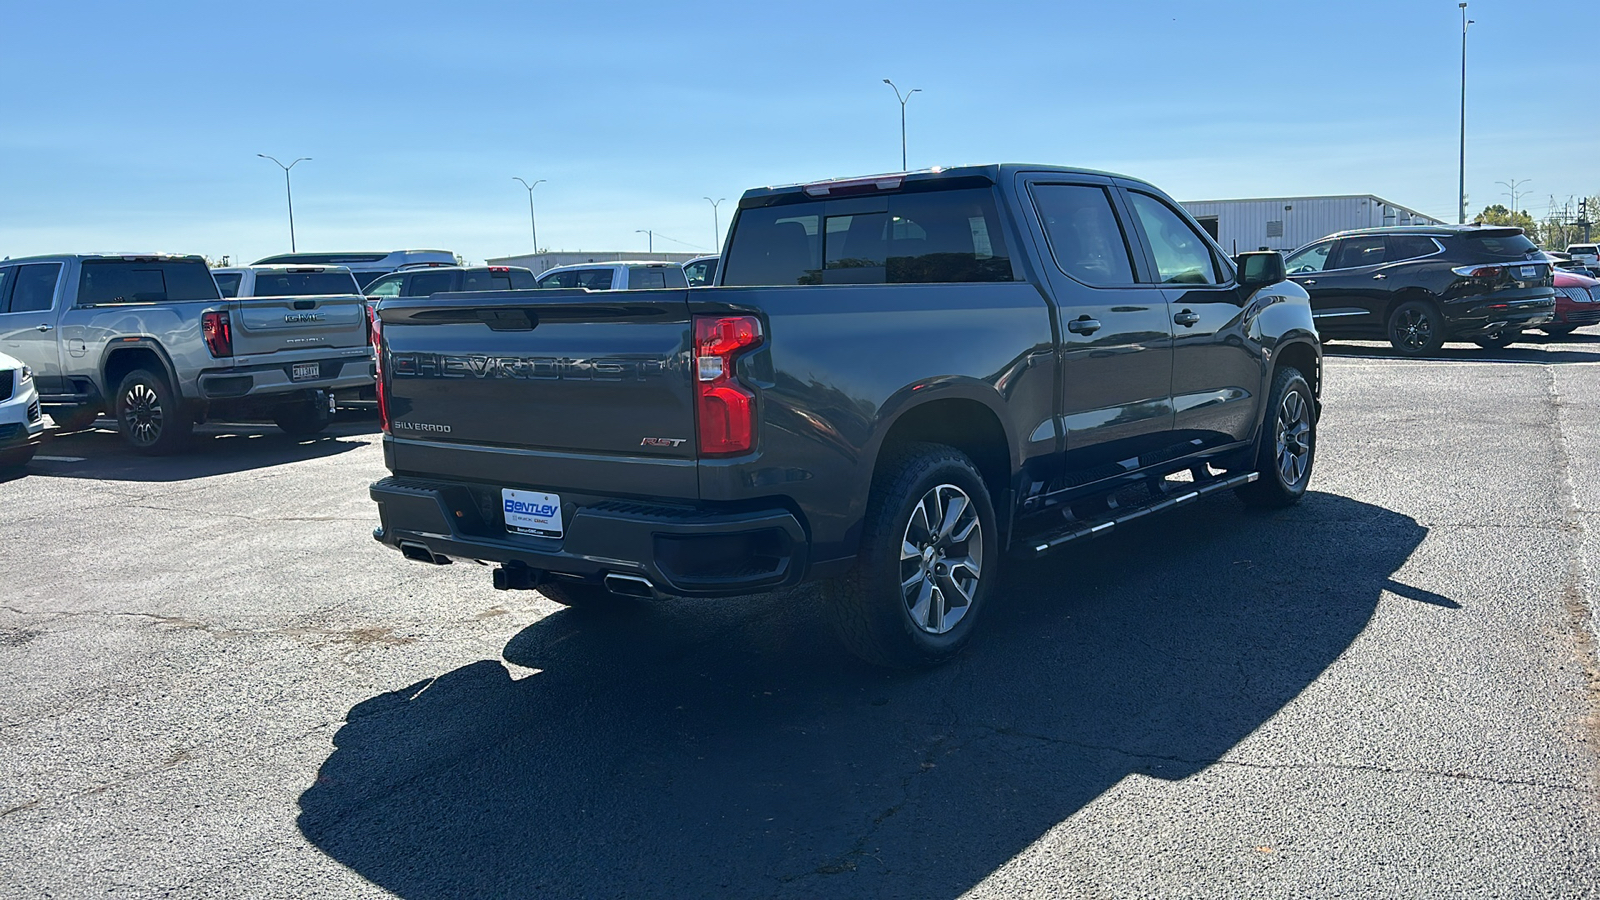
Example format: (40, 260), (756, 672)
(1567, 244), (1599, 267)
(0, 351), (44, 469)
(535, 261), (689, 291)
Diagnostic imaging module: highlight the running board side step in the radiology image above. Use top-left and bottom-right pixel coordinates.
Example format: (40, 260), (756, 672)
(1014, 471), (1258, 560)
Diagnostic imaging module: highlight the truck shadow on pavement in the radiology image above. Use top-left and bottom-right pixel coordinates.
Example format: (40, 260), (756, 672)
(1324, 334), (1600, 364)
(26, 416), (376, 483)
(298, 491), (1430, 899)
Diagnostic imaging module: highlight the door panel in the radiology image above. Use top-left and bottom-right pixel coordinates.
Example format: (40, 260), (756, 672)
(1019, 177), (1174, 478)
(0, 263), (66, 392)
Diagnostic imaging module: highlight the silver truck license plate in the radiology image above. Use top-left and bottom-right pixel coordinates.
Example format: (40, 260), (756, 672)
(291, 363), (320, 381)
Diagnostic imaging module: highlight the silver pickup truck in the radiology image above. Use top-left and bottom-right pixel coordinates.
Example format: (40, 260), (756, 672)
(0, 254), (372, 453)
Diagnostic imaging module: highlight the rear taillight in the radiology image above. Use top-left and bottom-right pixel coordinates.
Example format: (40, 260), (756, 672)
(371, 306), (390, 434)
(201, 311), (232, 358)
(694, 315), (762, 456)
(1452, 264), (1506, 279)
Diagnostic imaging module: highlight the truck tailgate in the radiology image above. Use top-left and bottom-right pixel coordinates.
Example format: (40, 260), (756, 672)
(230, 293), (369, 355)
(378, 289), (697, 462)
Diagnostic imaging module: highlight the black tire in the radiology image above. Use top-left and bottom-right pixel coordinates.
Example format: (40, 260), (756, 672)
(0, 446), (35, 470)
(1542, 324), (1577, 337)
(1473, 330), (1517, 350)
(273, 399), (332, 437)
(823, 442), (998, 668)
(114, 368), (192, 455)
(1387, 299), (1445, 356)
(538, 580), (642, 612)
(1236, 367), (1316, 509)
(50, 405), (101, 431)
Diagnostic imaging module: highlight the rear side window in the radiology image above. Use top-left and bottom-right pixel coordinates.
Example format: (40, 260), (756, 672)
(250, 271), (360, 297)
(0, 268), (12, 312)
(1029, 184), (1136, 286)
(574, 269), (614, 290)
(406, 272), (456, 296)
(213, 272), (242, 297)
(365, 275), (403, 298)
(722, 187), (1012, 287)
(539, 271), (577, 289)
(78, 259), (219, 305)
(1464, 233), (1540, 259)
(9, 264), (62, 312)
(1333, 237), (1386, 269)
(1385, 236), (1439, 262)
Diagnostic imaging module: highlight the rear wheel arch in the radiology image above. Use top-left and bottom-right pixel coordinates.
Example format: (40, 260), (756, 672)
(1383, 287), (1439, 324)
(866, 395), (1014, 533)
(101, 342), (180, 402)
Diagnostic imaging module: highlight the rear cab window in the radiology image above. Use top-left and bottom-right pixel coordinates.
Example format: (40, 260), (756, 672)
(213, 272), (243, 297)
(250, 271), (361, 296)
(77, 259), (219, 305)
(721, 187), (1014, 287)
(406, 272), (457, 296)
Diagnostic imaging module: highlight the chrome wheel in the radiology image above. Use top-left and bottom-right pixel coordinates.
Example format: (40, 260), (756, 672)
(123, 382), (163, 446)
(1275, 390), (1312, 488)
(1392, 308), (1433, 352)
(899, 483), (983, 635)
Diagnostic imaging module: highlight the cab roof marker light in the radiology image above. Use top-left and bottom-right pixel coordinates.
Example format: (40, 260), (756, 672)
(803, 175), (904, 197)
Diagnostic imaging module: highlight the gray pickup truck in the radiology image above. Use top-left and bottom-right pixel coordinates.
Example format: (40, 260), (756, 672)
(0, 254), (372, 453)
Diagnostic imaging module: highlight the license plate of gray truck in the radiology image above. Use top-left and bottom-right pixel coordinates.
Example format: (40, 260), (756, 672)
(291, 363), (320, 381)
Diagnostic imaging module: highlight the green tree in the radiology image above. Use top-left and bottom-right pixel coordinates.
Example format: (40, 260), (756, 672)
(1474, 204), (1541, 244)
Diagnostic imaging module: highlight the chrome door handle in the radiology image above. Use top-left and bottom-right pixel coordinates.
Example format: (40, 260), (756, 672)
(1173, 310), (1200, 327)
(1066, 316), (1101, 335)
(1372, 274), (1387, 280)
(1303, 279), (1316, 285)
(35, 324), (53, 332)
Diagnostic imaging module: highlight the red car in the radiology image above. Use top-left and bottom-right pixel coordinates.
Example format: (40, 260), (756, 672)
(1544, 267), (1600, 336)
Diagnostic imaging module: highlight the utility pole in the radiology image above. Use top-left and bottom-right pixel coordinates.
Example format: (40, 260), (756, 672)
(513, 177), (546, 255)
(704, 197), (726, 252)
(1580, 198), (1592, 243)
(1458, 4), (1473, 224)
(883, 78), (921, 169)
(635, 229), (653, 253)
(257, 154), (311, 251)
(1497, 177), (1530, 223)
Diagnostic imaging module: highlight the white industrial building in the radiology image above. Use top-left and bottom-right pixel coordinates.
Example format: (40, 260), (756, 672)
(1180, 195), (1446, 256)
(487, 250), (699, 275)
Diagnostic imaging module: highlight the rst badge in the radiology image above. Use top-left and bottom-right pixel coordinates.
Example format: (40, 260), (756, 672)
(640, 437), (687, 447)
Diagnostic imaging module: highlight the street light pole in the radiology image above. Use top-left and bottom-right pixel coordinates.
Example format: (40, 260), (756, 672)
(883, 78), (921, 169)
(513, 177), (546, 255)
(1496, 177), (1530, 223)
(257, 154), (310, 251)
(635, 229), (653, 253)
(704, 197), (725, 252)
(1458, 4), (1473, 225)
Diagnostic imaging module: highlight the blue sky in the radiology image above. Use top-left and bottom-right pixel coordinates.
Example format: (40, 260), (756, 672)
(1, 0), (1593, 264)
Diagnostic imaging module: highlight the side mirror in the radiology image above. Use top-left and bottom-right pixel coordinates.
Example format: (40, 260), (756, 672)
(1236, 251), (1286, 289)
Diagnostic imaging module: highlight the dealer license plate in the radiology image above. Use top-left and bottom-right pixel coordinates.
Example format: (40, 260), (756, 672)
(1518, 265), (1538, 279)
(502, 488), (563, 538)
(291, 362), (320, 382)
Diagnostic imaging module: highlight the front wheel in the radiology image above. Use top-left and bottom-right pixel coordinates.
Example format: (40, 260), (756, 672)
(1387, 299), (1445, 356)
(824, 443), (998, 668)
(115, 369), (192, 455)
(1473, 330), (1518, 350)
(1236, 367), (1316, 509)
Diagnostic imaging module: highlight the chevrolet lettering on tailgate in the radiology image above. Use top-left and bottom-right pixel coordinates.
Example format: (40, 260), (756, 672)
(389, 353), (671, 382)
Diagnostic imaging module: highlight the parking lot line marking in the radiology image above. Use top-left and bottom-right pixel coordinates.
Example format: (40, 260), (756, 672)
(33, 456), (86, 463)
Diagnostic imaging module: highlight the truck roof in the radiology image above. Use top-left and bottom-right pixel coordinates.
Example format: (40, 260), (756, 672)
(737, 163), (1142, 208)
(2, 252), (205, 264)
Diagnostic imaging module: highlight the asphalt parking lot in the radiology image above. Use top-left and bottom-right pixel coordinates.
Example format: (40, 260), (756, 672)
(3, 338), (1599, 899)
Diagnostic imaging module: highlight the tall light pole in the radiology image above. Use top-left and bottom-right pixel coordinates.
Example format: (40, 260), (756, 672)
(704, 197), (726, 252)
(1458, 4), (1473, 224)
(513, 177), (546, 255)
(636, 229), (653, 253)
(882, 79), (921, 171)
(1497, 177), (1530, 223)
(257, 154), (310, 251)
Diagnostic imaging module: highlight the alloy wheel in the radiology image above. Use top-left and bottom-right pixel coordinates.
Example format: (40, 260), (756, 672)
(124, 383), (164, 446)
(899, 483), (983, 635)
(1275, 390), (1312, 488)
(1394, 308), (1433, 352)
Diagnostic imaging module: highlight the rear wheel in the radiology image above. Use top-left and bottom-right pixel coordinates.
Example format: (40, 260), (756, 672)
(115, 369), (192, 455)
(1387, 299), (1445, 356)
(1542, 324), (1578, 337)
(50, 405), (101, 431)
(1236, 367), (1316, 509)
(824, 443), (997, 668)
(273, 398), (331, 437)
(1473, 330), (1518, 350)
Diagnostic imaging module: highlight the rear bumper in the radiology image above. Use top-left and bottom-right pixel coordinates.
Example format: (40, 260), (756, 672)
(370, 476), (810, 598)
(197, 352), (374, 400)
